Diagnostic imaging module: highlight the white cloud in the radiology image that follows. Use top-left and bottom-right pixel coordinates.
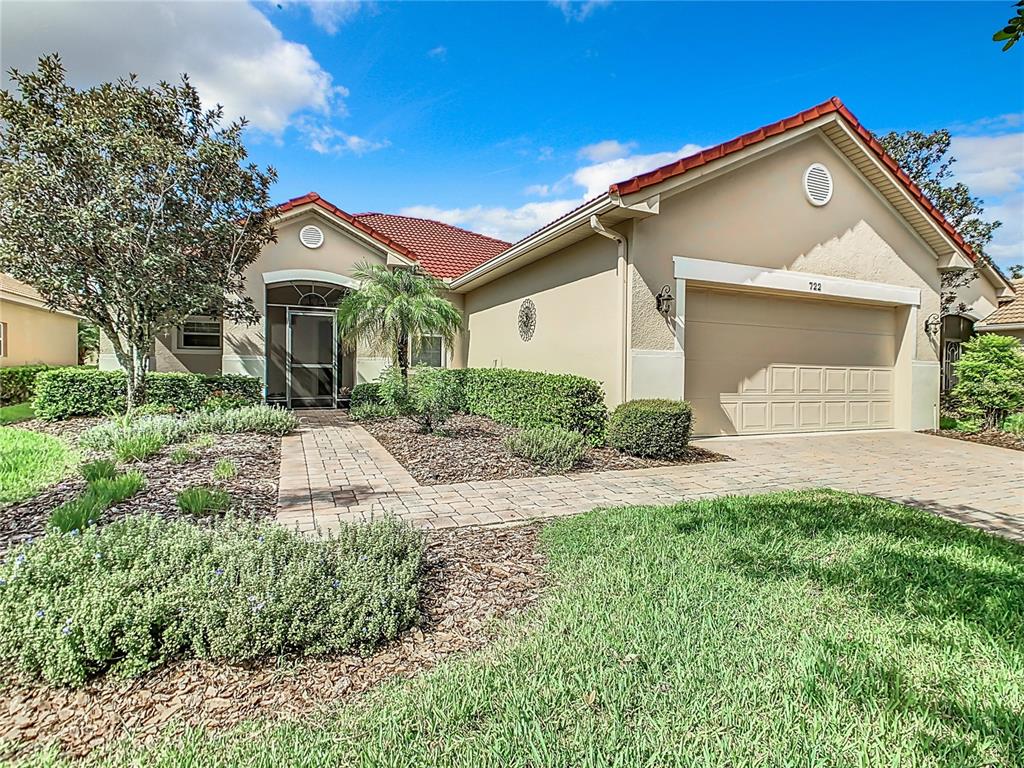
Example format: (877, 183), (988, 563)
(578, 139), (636, 162)
(407, 140), (703, 241)
(572, 144), (704, 197)
(1, 0), (342, 138)
(301, 0), (365, 34)
(300, 121), (389, 155)
(550, 0), (611, 22)
(985, 192), (1024, 265)
(950, 133), (1024, 197)
(427, 45), (448, 59)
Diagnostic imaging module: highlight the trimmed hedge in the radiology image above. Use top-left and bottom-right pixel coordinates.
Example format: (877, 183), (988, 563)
(462, 368), (606, 440)
(607, 399), (693, 459)
(33, 368), (262, 420)
(1, 364), (52, 406)
(350, 382), (383, 408)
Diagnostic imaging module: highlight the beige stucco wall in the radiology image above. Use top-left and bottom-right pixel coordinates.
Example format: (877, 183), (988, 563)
(0, 298), (78, 367)
(463, 234), (622, 405)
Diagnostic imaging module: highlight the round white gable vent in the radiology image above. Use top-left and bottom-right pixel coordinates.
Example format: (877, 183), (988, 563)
(298, 225), (325, 249)
(803, 163), (833, 206)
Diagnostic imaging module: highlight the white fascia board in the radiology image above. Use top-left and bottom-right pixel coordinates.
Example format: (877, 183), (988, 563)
(262, 268), (361, 290)
(673, 256), (921, 306)
(975, 322), (1024, 331)
(449, 196), (617, 290)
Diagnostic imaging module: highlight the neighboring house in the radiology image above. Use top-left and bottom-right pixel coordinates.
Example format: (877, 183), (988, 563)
(102, 97), (1017, 435)
(975, 278), (1024, 345)
(0, 274), (79, 367)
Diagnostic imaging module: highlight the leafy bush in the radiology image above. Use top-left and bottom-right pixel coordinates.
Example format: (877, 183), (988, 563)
(80, 459), (117, 482)
(170, 446), (198, 464)
(212, 459), (237, 480)
(607, 399), (693, 459)
(48, 495), (103, 534)
(192, 433), (215, 449)
(462, 368), (606, 441)
(201, 394), (251, 412)
(350, 382), (383, 409)
(186, 405), (299, 436)
(89, 470), (146, 507)
(80, 415), (189, 455)
(0, 364), (53, 406)
(504, 426), (589, 472)
(113, 433), (166, 463)
(32, 368), (262, 419)
(350, 403), (397, 421)
(379, 366), (460, 433)
(0, 515), (424, 685)
(1002, 412), (1024, 435)
(177, 486), (232, 516)
(951, 334), (1024, 429)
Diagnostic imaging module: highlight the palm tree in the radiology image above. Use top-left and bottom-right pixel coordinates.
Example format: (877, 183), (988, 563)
(336, 263), (462, 380)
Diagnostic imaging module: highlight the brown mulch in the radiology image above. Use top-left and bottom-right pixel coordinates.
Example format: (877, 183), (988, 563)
(920, 428), (1024, 452)
(0, 431), (280, 553)
(361, 414), (728, 485)
(17, 416), (105, 442)
(0, 523), (546, 761)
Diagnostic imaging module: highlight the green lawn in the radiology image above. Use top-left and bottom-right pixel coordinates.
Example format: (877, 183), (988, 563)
(0, 402), (35, 425)
(0, 426), (75, 503)
(21, 490), (1024, 767)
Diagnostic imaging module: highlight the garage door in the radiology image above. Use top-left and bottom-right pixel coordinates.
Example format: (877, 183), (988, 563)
(685, 287), (896, 436)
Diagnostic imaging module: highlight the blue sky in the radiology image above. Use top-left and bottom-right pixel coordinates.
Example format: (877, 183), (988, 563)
(3, 1), (1023, 267)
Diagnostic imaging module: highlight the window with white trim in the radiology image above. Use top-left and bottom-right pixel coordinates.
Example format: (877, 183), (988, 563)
(411, 335), (444, 367)
(177, 316), (222, 350)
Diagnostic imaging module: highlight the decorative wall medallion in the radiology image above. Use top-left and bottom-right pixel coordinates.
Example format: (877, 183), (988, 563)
(518, 299), (536, 341)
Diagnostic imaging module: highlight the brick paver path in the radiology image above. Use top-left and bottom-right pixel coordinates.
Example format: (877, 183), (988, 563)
(278, 411), (1024, 541)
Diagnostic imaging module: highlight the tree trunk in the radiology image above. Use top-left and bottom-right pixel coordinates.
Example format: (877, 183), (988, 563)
(397, 330), (410, 381)
(125, 345), (149, 409)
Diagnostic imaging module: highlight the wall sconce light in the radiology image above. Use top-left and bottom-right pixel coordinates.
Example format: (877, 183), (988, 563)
(655, 285), (675, 316)
(924, 313), (942, 336)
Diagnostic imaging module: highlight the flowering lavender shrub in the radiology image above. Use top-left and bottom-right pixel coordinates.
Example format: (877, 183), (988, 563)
(0, 515), (423, 686)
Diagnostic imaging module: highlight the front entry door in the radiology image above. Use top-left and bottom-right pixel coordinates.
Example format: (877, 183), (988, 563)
(287, 310), (337, 408)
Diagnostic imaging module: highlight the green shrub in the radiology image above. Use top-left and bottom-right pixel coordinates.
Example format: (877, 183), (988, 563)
(48, 495), (103, 534)
(607, 399), (693, 459)
(80, 415), (189, 454)
(80, 458), (117, 482)
(177, 486), (232, 516)
(186, 405), (299, 436)
(131, 403), (175, 417)
(170, 446), (198, 464)
(951, 334), (1024, 429)
(462, 368), (607, 441)
(1002, 412), (1024, 435)
(379, 366), (460, 433)
(0, 364), (53, 406)
(504, 426), (589, 472)
(88, 470), (146, 507)
(32, 368), (262, 419)
(212, 459), (237, 480)
(350, 403), (397, 421)
(0, 515), (424, 685)
(113, 433), (166, 462)
(192, 433), (215, 449)
(201, 394), (251, 412)
(350, 382), (383, 409)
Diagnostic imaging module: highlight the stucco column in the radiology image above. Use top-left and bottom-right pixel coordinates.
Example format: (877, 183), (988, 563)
(675, 277), (686, 401)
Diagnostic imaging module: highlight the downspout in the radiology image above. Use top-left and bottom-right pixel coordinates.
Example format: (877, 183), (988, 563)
(590, 215), (629, 405)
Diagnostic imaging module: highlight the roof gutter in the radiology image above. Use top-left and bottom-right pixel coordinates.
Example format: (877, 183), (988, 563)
(975, 322), (1024, 332)
(590, 215), (629, 405)
(449, 195), (616, 290)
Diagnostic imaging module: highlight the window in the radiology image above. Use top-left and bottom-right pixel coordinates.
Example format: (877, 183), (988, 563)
(177, 316), (221, 351)
(0, 322), (6, 357)
(411, 335), (444, 367)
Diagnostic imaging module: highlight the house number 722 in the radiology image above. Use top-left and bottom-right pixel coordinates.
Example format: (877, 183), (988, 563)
(808, 281), (822, 292)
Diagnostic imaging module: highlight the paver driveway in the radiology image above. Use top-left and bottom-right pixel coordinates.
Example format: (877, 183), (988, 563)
(278, 411), (1023, 541)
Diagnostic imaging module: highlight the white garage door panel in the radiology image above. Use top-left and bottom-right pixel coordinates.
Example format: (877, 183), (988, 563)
(685, 288), (896, 436)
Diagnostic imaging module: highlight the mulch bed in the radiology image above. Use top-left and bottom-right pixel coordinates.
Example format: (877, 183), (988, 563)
(1, 427), (280, 553)
(0, 523), (546, 761)
(920, 428), (1024, 452)
(360, 414), (727, 485)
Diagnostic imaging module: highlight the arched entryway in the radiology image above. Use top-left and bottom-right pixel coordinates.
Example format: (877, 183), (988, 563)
(263, 272), (357, 408)
(940, 314), (975, 393)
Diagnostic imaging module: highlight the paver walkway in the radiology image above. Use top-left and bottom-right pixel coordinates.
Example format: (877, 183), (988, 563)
(278, 411), (1024, 541)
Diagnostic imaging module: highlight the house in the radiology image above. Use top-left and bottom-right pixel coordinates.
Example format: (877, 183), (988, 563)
(975, 278), (1024, 344)
(101, 97), (1016, 435)
(0, 274), (79, 367)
